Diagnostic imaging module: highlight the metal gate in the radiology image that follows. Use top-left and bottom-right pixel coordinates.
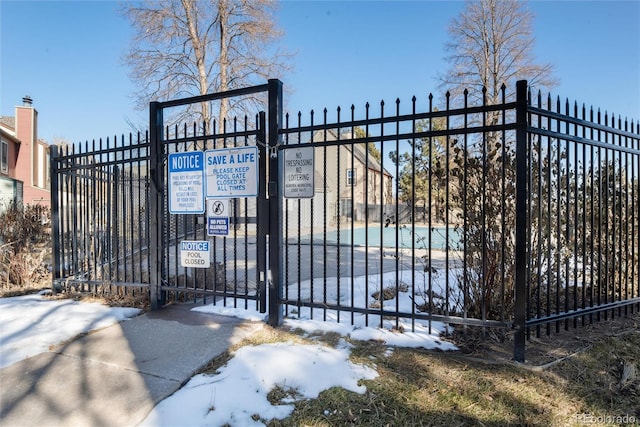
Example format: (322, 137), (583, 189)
(51, 81), (284, 325)
(147, 80), (283, 325)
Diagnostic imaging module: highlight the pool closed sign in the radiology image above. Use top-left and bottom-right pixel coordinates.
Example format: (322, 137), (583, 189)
(180, 241), (210, 268)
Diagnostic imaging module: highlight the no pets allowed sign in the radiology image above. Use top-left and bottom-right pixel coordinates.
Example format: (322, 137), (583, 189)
(207, 199), (230, 236)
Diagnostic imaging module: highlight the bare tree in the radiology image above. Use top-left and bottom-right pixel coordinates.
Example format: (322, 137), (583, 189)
(121, 0), (291, 130)
(440, 0), (556, 105)
(437, 0), (558, 320)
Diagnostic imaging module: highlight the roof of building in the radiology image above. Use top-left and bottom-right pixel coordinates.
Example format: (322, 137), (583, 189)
(0, 115), (48, 146)
(0, 117), (19, 143)
(0, 116), (16, 131)
(314, 128), (393, 177)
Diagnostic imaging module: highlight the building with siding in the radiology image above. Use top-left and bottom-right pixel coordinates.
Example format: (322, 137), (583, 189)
(285, 128), (394, 231)
(0, 96), (50, 211)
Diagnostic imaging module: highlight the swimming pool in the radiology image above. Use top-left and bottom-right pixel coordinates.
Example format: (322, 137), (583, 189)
(299, 225), (460, 250)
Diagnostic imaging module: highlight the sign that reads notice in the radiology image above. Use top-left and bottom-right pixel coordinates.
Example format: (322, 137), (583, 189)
(284, 146), (314, 198)
(207, 199), (229, 236)
(205, 146), (259, 198)
(180, 240), (210, 268)
(168, 151), (205, 214)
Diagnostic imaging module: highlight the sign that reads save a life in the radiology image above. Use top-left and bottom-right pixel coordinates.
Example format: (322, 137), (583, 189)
(205, 146), (259, 198)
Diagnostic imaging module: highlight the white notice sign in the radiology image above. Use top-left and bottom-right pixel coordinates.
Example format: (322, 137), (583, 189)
(284, 146), (314, 198)
(205, 146), (259, 198)
(179, 240), (210, 268)
(168, 152), (205, 214)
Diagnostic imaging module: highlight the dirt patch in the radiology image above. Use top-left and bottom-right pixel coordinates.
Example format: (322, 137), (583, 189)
(450, 309), (640, 368)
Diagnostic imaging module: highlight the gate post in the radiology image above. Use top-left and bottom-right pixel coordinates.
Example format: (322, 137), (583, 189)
(257, 112), (268, 313)
(267, 79), (284, 326)
(149, 101), (166, 309)
(514, 80), (529, 362)
(50, 145), (62, 289)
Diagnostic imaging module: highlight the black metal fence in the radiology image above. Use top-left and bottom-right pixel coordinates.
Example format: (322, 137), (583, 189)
(50, 136), (151, 294)
(278, 86), (519, 335)
(276, 80), (639, 361)
(523, 89), (640, 336)
(51, 80), (640, 361)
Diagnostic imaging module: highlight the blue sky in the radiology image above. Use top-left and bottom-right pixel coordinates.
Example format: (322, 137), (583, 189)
(1, 0), (639, 145)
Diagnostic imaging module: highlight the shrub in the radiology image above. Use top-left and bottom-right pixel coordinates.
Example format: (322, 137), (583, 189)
(0, 203), (51, 290)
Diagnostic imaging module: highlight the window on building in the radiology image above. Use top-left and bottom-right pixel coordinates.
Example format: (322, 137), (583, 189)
(1, 140), (8, 174)
(346, 168), (356, 186)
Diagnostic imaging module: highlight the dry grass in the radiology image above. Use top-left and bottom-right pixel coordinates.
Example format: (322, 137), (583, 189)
(260, 341), (583, 426)
(40, 287), (152, 312)
(199, 312), (640, 427)
(1, 280), (151, 313)
(0, 283), (49, 298)
(3, 284), (638, 426)
(548, 328), (640, 424)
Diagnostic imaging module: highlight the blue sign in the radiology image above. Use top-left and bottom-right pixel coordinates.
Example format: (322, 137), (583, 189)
(207, 217), (229, 236)
(180, 241), (209, 251)
(168, 152), (205, 214)
(169, 152), (204, 172)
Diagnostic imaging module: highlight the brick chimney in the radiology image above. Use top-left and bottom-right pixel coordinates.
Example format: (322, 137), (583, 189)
(15, 96), (38, 186)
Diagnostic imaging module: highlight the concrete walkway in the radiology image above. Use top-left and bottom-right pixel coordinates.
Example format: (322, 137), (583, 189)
(0, 304), (262, 427)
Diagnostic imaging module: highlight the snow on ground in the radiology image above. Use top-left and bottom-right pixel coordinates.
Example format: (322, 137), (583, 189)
(188, 267), (460, 351)
(282, 267), (463, 337)
(0, 269), (457, 426)
(0, 292), (140, 369)
(139, 341), (379, 427)
(142, 269), (457, 426)
(143, 296), (456, 427)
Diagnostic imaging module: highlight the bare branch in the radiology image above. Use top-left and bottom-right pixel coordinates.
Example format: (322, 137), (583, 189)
(439, 0), (557, 104)
(121, 0), (292, 131)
